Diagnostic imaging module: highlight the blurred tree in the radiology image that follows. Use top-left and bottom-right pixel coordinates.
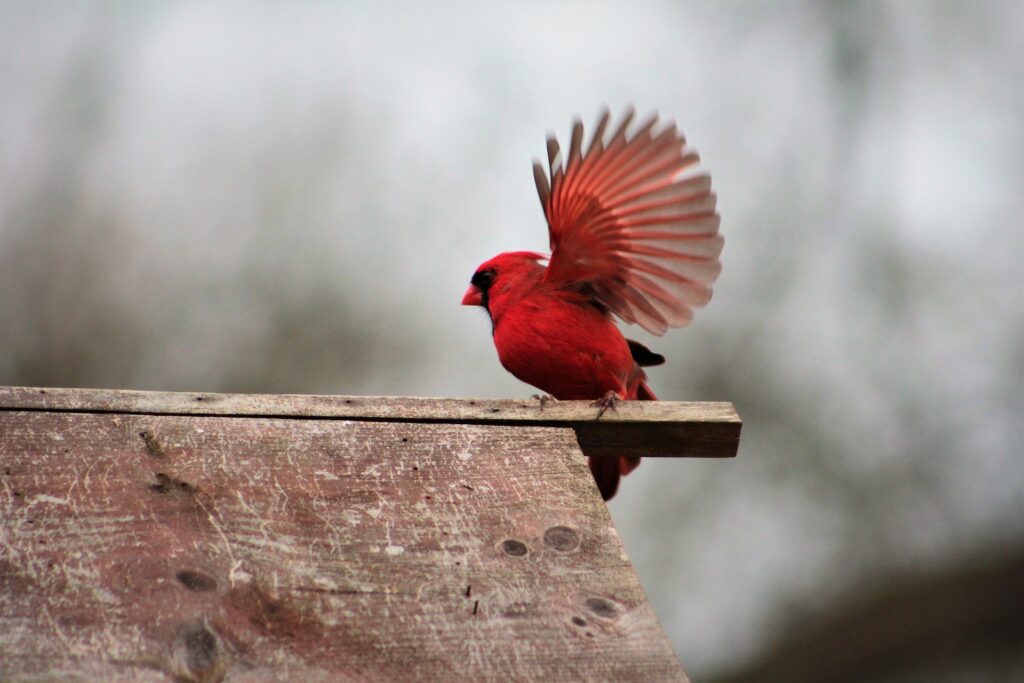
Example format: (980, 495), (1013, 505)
(2, 3), (1022, 681)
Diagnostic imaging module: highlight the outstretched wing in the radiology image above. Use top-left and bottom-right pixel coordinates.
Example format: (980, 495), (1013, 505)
(534, 107), (723, 335)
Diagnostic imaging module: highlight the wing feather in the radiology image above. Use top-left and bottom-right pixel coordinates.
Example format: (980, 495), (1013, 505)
(538, 108), (723, 335)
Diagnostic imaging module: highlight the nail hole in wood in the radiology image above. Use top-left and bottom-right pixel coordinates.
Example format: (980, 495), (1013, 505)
(543, 525), (580, 552)
(501, 539), (528, 557)
(585, 597), (620, 620)
(177, 570), (217, 592)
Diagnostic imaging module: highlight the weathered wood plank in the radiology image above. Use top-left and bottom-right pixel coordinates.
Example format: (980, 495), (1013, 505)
(0, 410), (689, 682)
(0, 387), (741, 460)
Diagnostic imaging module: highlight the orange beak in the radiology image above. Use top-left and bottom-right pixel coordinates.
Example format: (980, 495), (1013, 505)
(461, 284), (483, 306)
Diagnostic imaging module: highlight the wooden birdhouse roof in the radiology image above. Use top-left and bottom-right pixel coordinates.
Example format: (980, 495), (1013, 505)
(0, 387), (740, 682)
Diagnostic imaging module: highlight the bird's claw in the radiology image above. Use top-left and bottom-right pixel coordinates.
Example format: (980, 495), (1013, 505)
(591, 391), (620, 420)
(531, 394), (558, 411)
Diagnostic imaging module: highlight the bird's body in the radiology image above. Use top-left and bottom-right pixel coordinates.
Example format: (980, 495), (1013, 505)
(479, 253), (644, 401)
(462, 108), (722, 500)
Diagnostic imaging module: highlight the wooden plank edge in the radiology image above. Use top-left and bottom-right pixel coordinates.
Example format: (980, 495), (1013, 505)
(0, 386), (740, 424)
(0, 386), (742, 459)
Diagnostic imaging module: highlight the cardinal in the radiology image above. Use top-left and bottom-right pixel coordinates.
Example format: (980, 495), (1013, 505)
(461, 107), (723, 500)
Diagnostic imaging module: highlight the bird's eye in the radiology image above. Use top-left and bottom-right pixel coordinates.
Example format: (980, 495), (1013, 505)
(471, 269), (497, 290)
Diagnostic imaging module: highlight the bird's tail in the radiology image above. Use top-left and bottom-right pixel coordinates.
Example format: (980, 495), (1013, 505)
(589, 380), (656, 500)
(589, 455), (623, 501)
(621, 380), (656, 475)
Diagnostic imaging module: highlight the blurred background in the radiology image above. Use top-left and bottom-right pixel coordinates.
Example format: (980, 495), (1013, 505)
(2, 2), (1022, 680)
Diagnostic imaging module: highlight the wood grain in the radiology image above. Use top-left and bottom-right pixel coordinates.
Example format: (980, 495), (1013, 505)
(0, 409), (691, 682)
(0, 387), (741, 460)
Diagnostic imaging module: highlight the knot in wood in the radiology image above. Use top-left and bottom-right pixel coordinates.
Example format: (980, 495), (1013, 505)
(171, 621), (226, 682)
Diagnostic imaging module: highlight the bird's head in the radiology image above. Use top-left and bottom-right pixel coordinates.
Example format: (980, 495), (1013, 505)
(462, 251), (546, 319)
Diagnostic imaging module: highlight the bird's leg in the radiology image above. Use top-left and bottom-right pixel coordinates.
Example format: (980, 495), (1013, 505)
(532, 395), (557, 411)
(591, 391), (620, 419)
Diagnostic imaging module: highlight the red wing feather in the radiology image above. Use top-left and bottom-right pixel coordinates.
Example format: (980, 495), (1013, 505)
(534, 107), (723, 335)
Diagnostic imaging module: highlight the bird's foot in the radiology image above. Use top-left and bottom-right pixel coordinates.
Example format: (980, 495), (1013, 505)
(591, 391), (621, 420)
(531, 394), (559, 411)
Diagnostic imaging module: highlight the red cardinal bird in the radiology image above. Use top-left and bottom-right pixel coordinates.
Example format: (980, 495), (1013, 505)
(461, 107), (723, 500)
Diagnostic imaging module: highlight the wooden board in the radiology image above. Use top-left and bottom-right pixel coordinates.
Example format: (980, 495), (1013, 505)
(0, 387), (741, 460)
(0, 402), (692, 681)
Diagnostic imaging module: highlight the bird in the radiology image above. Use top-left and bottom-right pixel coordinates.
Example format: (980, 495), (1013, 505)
(461, 107), (723, 500)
